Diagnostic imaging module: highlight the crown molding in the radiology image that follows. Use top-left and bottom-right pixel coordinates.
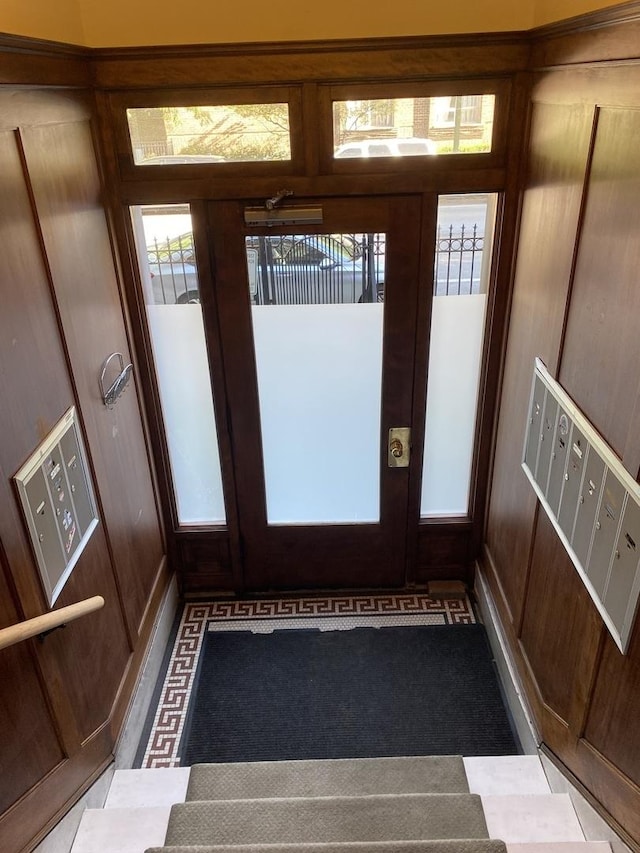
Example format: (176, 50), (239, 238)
(0, 30), (88, 57)
(530, 0), (640, 39)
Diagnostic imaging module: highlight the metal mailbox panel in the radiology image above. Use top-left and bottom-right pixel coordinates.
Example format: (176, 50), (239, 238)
(59, 427), (95, 536)
(536, 394), (558, 494)
(523, 358), (640, 653)
(604, 497), (640, 635)
(546, 408), (572, 515)
(14, 407), (98, 607)
(524, 376), (546, 476)
(557, 425), (587, 541)
(587, 469), (625, 599)
(572, 446), (606, 567)
(24, 467), (67, 596)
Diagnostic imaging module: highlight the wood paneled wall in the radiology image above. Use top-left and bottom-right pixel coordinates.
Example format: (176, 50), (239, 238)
(0, 89), (167, 852)
(484, 44), (640, 851)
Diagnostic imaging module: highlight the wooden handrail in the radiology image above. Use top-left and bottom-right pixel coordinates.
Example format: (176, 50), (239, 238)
(0, 596), (105, 651)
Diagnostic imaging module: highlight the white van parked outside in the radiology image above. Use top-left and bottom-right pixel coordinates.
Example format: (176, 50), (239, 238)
(334, 137), (436, 158)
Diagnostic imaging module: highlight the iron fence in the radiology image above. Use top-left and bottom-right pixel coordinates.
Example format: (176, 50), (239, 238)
(146, 228), (485, 305)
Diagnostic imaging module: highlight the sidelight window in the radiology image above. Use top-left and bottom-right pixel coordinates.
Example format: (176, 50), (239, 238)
(421, 193), (498, 517)
(130, 204), (226, 525)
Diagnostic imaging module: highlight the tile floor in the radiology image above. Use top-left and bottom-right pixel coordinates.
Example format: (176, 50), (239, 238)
(140, 592), (476, 768)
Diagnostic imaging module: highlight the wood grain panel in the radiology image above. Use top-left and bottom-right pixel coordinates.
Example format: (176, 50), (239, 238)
(178, 533), (234, 595)
(93, 38), (529, 89)
(572, 737), (640, 850)
(0, 50), (91, 87)
(20, 120), (165, 640)
(531, 16), (640, 69)
(38, 526), (130, 740)
(584, 624), (640, 789)
(559, 107), (640, 466)
(0, 127), (81, 614)
(0, 725), (112, 853)
(415, 523), (473, 584)
(533, 64), (640, 110)
(0, 549), (63, 816)
(485, 101), (593, 627)
(520, 512), (603, 729)
(0, 117), (129, 839)
(0, 89), (91, 133)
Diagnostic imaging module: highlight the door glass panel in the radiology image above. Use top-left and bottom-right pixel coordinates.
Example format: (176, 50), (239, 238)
(332, 95), (495, 158)
(246, 233), (385, 524)
(421, 193), (497, 517)
(127, 103), (291, 165)
(130, 204), (226, 524)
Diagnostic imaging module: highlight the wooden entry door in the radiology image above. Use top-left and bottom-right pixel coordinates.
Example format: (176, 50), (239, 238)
(208, 196), (424, 590)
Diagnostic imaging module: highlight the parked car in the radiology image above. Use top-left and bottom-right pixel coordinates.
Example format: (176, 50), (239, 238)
(251, 234), (385, 305)
(147, 232), (200, 304)
(139, 154), (226, 166)
(334, 137), (436, 159)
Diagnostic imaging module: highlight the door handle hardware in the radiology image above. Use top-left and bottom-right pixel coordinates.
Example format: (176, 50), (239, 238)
(388, 428), (411, 468)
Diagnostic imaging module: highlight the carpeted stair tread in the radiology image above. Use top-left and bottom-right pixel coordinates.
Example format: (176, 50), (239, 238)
(186, 756), (469, 801)
(165, 793), (489, 846)
(146, 841), (507, 853)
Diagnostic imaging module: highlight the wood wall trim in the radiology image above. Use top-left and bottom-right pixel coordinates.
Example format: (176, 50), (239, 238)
(112, 170), (507, 205)
(93, 42), (530, 89)
(0, 34), (90, 87)
(530, 5), (640, 69)
(0, 31), (88, 57)
(531, 1), (640, 40)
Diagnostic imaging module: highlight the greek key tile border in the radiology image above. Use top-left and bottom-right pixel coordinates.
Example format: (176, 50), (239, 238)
(141, 593), (475, 768)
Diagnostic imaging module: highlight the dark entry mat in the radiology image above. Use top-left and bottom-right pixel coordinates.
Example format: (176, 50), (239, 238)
(181, 624), (518, 765)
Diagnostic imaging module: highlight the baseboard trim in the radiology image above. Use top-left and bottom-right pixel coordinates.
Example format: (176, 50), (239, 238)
(473, 562), (540, 754)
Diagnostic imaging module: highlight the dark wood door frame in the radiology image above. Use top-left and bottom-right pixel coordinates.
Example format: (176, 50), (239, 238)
(206, 195), (429, 590)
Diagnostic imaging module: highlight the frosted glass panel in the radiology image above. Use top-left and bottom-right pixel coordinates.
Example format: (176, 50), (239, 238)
(147, 307), (226, 523)
(421, 295), (487, 515)
(421, 193), (496, 517)
(252, 303), (383, 524)
(130, 205), (225, 524)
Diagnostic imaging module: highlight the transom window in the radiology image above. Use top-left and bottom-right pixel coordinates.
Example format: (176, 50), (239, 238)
(332, 94), (495, 157)
(126, 102), (292, 165)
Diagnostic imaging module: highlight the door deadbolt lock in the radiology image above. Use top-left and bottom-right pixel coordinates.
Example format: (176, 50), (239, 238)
(388, 427), (411, 468)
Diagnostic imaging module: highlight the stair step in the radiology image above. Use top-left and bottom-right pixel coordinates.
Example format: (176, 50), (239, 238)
(482, 795), (585, 844)
(105, 768), (190, 808)
(186, 756), (469, 801)
(145, 843), (508, 853)
(70, 806), (171, 853)
(463, 756), (550, 796)
(506, 844), (612, 851)
(165, 794), (488, 846)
